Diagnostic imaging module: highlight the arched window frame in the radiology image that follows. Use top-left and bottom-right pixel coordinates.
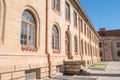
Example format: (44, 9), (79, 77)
(21, 6), (40, 52)
(21, 10), (36, 47)
(52, 24), (60, 53)
(0, 0), (6, 44)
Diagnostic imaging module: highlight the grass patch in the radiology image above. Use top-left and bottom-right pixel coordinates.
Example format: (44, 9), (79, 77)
(88, 62), (109, 69)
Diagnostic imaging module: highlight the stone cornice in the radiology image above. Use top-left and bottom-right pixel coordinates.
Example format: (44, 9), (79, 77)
(69, 0), (100, 39)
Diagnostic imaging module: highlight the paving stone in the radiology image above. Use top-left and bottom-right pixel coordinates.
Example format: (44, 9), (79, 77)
(50, 62), (120, 80)
(89, 62), (120, 80)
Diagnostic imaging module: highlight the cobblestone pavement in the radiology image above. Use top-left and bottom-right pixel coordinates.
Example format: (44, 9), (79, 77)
(89, 61), (120, 80)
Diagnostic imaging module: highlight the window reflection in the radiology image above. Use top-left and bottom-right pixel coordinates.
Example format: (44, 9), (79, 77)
(52, 25), (59, 50)
(21, 11), (35, 47)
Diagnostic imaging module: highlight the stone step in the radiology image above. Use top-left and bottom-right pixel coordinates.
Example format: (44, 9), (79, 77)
(64, 61), (81, 75)
(64, 68), (80, 72)
(64, 61), (81, 65)
(52, 74), (99, 80)
(64, 60), (88, 75)
(65, 65), (81, 69)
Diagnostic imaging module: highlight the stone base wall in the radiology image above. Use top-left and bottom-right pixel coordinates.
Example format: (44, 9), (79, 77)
(0, 67), (59, 80)
(0, 71), (25, 80)
(0, 63), (50, 80)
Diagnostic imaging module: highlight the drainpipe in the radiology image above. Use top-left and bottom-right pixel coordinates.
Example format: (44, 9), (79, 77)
(46, 0), (52, 78)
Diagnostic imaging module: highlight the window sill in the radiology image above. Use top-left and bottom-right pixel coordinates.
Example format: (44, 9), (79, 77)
(21, 46), (38, 52)
(53, 50), (60, 54)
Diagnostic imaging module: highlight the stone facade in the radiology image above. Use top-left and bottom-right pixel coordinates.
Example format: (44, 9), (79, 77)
(0, 0), (100, 79)
(98, 28), (120, 61)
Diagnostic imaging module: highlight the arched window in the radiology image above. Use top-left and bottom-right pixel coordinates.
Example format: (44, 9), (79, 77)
(21, 10), (35, 47)
(74, 36), (78, 54)
(52, 25), (59, 50)
(0, 0), (6, 43)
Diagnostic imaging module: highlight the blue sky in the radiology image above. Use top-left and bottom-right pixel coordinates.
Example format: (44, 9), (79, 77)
(79, 0), (120, 31)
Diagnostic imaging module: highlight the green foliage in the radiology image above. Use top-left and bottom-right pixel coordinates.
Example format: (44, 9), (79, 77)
(88, 62), (109, 69)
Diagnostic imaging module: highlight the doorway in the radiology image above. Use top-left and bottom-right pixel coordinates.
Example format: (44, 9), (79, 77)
(65, 32), (72, 59)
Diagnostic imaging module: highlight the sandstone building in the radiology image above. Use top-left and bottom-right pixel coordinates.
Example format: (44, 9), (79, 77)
(0, 0), (100, 79)
(98, 28), (120, 61)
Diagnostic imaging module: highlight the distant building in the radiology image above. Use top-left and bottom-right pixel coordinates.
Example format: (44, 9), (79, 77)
(98, 28), (120, 61)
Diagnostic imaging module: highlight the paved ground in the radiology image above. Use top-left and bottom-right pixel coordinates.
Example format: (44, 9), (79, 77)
(52, 74), (98, 80)
(48, 61), (120, 80)
(89, 61), (120, 80)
